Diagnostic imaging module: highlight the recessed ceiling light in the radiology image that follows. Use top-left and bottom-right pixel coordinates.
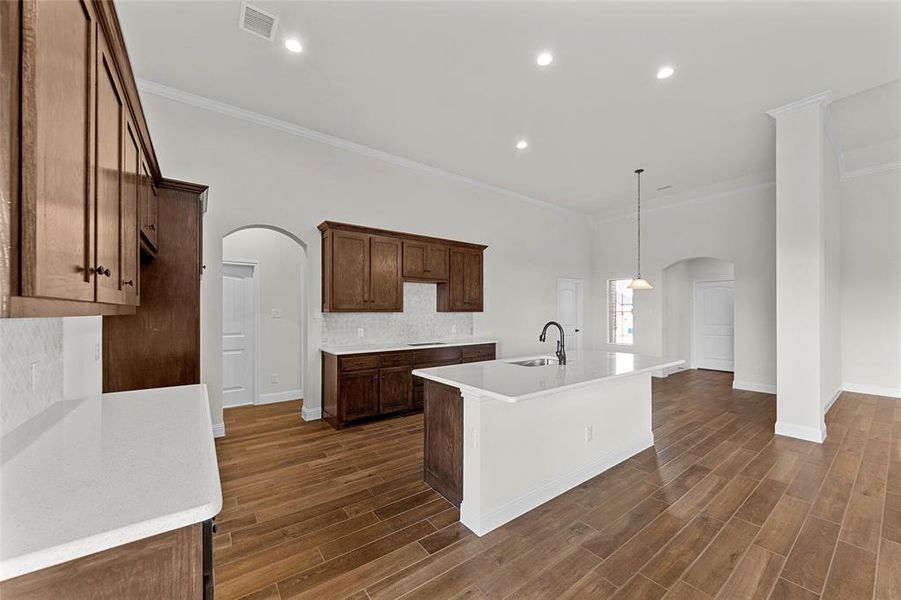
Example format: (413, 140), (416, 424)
(536, 52), (554, 67)
(284, 38), (303, 53)
(515, 140), (529, 150)
(657, 65), (675, 79)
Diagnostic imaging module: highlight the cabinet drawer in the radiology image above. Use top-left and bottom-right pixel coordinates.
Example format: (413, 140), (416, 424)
(461, 344), (495, 362)
(379, 351), (413, 368)
(339, 355), (379, 372)
(414, 346), (463, 367)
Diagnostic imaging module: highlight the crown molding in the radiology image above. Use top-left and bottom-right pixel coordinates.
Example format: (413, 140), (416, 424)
(766, 90), (834, 119)
(136, 79), (582, 217)
(842, 160), (901, 181)
(590, 175), (776, 223)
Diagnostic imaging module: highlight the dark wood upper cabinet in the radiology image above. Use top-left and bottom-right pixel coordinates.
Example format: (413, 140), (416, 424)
(18, 0), (97, 304)
(439, 246), (483, 312)
(139, 156), (158, 254)
(369, 235), (402, 311)
(402, 241), (448, 281)
(319, 222), (484, 313)
(4, 0), (165, 318)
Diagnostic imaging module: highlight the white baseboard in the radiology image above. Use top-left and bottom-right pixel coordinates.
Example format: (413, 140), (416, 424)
(301, 405), (321, 421)
(824, 386), (843, 413)
(842, 382), (901, 399)
(775, 420), (827, 443)
(257, 389), (303, 405)
(212, 422), (225, 438)
(461, 433), (654, 537)
(733, 380), (777, 394)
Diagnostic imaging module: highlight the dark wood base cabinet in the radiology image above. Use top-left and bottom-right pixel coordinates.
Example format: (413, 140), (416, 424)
(322, 343), (495, 429)
(0, 524), (203, 600)
(423, 379), (464, 508)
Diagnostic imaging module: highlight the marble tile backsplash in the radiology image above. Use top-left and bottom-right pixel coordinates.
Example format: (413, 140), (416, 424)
(322, 282), (473, 346)
(0, 318), (64, 437)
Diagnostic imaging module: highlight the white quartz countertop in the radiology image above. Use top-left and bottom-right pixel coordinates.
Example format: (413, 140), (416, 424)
(0, 384), (222, 581)
(412, 350), (684, 402)
(321, 338), (497, 356)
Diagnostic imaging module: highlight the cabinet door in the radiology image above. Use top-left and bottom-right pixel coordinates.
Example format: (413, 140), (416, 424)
(139, 157), (158, 250)
(331, 230), (370, 310)
(426, 244), (449, 280)
(446, 248), (466, 310)
(20, 0), (97, 301)
(369, 235), (402, 311)
(379, 366), (412, 414)
(339, 369), (379, 421)
(120, 116), (140, 305)
(94, 32), (125, 304)
(462, 249), (483, 310)
(402, 241), (427, 279)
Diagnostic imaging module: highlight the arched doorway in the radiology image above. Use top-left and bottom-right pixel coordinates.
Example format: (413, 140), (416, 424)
(221, 226), (307, 408)
(662, 257), (735, 374)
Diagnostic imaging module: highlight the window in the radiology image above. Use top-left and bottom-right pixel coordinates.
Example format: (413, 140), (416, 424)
(608, 279), (634, 345)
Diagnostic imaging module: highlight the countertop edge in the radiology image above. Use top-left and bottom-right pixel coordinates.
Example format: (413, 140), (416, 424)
(412, 358), (685, 403)
(321, 339), (498, 356)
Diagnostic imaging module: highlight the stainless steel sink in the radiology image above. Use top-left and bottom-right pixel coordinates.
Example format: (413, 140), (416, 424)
(510, 358), (559, 367)
(407, 342), (445, 346)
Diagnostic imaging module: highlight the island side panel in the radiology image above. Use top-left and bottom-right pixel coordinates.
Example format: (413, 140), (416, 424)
(423, 379), (464, 507)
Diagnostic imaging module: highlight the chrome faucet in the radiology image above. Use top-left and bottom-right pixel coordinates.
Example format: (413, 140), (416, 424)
(539, 321), (567, 365)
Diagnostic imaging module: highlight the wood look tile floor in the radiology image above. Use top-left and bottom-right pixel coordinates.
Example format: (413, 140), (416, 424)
(213, 370), (901, 600)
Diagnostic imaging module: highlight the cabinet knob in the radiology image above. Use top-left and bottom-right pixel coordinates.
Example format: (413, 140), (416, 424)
(123, 279), (134, 287)
(148, 224), (156, 231)
(95, 265), (111, 277)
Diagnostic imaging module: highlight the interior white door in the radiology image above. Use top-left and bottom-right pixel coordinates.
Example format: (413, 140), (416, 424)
(693, 280), (735, 372)
(222, 263), (256, 407)
(557, 278), (583, 350)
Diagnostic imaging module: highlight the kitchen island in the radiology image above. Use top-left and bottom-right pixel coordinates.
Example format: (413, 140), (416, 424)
(413, 351), (683, 536)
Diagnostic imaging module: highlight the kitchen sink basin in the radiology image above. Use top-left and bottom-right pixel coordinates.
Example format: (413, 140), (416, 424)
(510, 358), (559, 367)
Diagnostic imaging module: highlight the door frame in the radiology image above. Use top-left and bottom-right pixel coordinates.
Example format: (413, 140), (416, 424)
(223, 260), (261, 406)
(556, 277), (584, 351)
(691, 279), (735, 372)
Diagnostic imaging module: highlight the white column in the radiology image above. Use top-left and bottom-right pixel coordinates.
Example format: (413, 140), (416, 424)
(767, 91), (837, 443)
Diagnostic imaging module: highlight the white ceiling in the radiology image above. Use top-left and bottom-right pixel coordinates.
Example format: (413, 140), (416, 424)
(117, 1), (901, 215)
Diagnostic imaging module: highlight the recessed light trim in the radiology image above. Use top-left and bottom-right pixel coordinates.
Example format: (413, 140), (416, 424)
(284, 38), (303, 53)
(657, 65), (675, 79)
(536, 52), (554, 67)
(515, 140), (529, 150)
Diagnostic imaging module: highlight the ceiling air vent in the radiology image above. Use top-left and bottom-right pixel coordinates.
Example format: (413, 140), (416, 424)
(239, 2), (279, 41)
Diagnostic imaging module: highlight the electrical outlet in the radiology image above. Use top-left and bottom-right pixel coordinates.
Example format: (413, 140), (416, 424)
(585, 425), (593, 443)
(270, 308), (282, 319)
(357, 328), (364, 338)
(30, 362), (38, 391)
(451, 324), (458, 334)
(94, 342), (101, 361)
(271, 373), (280, 384)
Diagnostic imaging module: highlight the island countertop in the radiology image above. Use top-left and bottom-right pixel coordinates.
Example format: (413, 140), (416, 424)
(412, 350), (683, 402)
(0, 384), (222, 581)
(321, 337), (497, 356)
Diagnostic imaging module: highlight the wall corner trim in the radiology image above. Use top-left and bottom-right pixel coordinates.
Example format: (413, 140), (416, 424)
(301, 405), (322, 421)
(774, 420), (827, 444)
(824, 386), (843, 413)
(212, 422), (226, 438)
(765, 90), (834, 119)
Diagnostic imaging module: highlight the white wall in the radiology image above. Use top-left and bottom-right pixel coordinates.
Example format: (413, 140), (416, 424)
(592, 184), (776, 390)
(139, 92), (594, 428)
(841, 168), (901, 396)
(662, 257), (735, 373)
(223, 227), (305, 405)
(822, 126), (843, 409)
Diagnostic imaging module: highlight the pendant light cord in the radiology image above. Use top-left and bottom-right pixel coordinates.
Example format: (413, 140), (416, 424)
(635, 168), (644, 278)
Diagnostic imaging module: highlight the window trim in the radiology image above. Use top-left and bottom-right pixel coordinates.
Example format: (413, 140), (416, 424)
(607, 278), (635, 346)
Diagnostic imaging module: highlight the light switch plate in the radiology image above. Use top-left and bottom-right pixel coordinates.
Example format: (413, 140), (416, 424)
(271, 308), (282, 318)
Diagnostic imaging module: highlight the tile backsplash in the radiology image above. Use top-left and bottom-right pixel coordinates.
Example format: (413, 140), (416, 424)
(322, 282), (473, 346)
(0, 318), (64, 436)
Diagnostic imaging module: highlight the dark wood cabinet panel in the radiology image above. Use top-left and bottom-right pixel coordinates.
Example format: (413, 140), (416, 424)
(339, 369), (379, 421)
(463, 248), (483, 310)
(19, 0), (97, 303)
(139, 156), (157, 253)
(121, 116), (140, 306)
(322, 343), (492, 429)
(94, 32), (125, 305)
(329, 229), (370, 311)
(369, 235), (402, 311)
(379, 365), (413, 414)
(423, 379), (464, 507)
(403, 241), (448, 281)
(440, 247), (483, 312)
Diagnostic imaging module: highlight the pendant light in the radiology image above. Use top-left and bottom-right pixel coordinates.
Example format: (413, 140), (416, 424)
(627, 168), (653, 290)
